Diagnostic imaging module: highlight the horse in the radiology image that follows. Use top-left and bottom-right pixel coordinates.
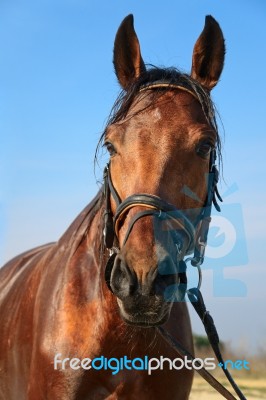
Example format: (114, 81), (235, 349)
(0, 14), (225, 400)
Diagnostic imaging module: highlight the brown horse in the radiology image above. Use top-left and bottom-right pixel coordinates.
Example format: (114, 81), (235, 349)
(0, 15), (225, 400)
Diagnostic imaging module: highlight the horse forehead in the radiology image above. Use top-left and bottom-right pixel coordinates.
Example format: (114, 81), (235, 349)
(135, 93), (201, 127)
(109, 92), (205, 144)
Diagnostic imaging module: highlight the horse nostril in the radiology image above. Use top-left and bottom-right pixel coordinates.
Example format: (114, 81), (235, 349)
(153, 257), (179, 296)
(158, 256), (177, 275)
(153, 273), (178, 297)
(110, 256), (137, 298)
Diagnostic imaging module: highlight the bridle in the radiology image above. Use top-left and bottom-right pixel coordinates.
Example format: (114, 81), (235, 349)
(103, 82), (222, 294)
(101, 82), (247, 400)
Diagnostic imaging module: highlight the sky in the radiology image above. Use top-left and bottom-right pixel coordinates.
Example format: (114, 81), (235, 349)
(1, 0), (266, 354)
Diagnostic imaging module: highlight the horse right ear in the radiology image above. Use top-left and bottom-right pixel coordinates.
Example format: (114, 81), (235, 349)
(191, 15), (225, 91)
(113, 14), (146, 90)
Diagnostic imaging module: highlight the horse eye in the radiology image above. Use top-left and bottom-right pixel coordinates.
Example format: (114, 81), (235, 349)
(197, 142), (213, 158)
(104, 142), (116, 156)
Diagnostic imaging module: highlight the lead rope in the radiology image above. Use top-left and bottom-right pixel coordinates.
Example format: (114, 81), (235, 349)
(156, 283), (247, 400)
(187, 287), (247, 400)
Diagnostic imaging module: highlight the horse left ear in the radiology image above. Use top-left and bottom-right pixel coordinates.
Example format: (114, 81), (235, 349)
(191, 15), (225, 91)
(113, 14), (146, 89)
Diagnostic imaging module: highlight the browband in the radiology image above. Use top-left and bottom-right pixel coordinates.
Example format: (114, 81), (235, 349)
(139, 82), (200, 102)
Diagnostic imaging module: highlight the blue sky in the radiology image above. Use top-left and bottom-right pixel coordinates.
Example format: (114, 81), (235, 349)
(1, 0), (266, 353)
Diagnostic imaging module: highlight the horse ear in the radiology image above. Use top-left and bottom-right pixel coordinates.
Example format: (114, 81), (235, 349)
(113, 14), (146, 89)
(191, 15), (225, 90)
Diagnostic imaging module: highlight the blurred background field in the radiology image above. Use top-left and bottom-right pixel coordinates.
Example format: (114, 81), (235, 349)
(190, 335), (266, 399)
(190, 378), (266, 400)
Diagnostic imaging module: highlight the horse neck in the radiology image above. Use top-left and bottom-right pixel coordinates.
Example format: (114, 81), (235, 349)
(54, 191), (107, 301)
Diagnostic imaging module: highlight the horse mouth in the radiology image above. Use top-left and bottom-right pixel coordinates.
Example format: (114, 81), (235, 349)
(117, 298), (171, 327)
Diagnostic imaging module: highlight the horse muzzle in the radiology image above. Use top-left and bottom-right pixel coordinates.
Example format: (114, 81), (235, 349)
(106, 250), (188, 327)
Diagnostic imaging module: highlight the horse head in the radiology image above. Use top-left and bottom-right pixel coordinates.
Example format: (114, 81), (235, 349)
(103, 15), (225, 327)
